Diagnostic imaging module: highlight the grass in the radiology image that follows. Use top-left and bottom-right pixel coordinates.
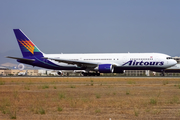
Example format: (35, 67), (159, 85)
(30, 105), (46, 115)
(169, 96), (179, 104)
(39, 107), (45, 114)
(57, 106), (63, 112)
(24, 86), (30, 90)
(45, 93), (49, 98)
(0, 98), (10, 114)
(163, 80), (169, 85)
(70, 85), (76, 88)
(95, 93), (101, 99)
(10, 111), (16, 119)
(126, 90), (130, 95)
(152, 109), (161, 115)
(91, 80), (94, 86)
(0, 98), (17, 119)
(13, 91), (19, 100)
(134, 108), (139, 117)
(58, 92), (66, 99)
(150, 98), (157, 105)
(95, 109), (101, 113)
(1, 98), (11, 107)
(127, 80), (136, 84)
(42, 84), (49, 89)
(0, 79), (5, 85)
(174, 84), (180, 89)
(0, 77), (180, 119)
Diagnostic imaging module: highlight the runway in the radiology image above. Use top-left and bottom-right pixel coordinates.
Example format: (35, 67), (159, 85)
(1, 76), (180, 78)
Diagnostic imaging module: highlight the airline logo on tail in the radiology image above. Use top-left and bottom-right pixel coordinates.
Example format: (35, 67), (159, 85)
(18, 39), (35, 54)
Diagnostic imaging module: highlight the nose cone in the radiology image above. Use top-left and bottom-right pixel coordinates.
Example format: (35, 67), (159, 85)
(171, 59), (177, 66)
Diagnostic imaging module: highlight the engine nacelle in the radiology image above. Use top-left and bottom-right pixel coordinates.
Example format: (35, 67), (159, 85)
(98, 64), (114, 73)
(18, 64), (25, 70)
(57, 71), (63, 76)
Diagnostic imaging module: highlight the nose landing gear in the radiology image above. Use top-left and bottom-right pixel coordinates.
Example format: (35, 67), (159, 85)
(160, 70), (165, 76)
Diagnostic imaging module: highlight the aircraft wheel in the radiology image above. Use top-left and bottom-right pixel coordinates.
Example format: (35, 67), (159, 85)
(160, 73), (165, 76)
(97, 73), (100, 76)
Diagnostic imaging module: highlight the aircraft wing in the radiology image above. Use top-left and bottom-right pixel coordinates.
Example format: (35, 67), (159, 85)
(6, 56), (35, 62)
(43, 57), (98, 67)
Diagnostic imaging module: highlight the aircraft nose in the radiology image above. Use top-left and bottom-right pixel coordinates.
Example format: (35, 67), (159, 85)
(172, 59), (177, 66)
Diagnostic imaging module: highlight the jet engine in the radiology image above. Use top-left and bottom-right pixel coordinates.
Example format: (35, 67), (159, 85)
(98, 64), (114, 73)
(57, 71), (63, 76)
(18, 64), (25, 70)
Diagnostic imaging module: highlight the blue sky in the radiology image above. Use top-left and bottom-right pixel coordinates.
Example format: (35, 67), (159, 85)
(0, 0), (180, 59)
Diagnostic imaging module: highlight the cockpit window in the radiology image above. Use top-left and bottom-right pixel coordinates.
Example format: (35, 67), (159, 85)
(166, 57), (172, 59)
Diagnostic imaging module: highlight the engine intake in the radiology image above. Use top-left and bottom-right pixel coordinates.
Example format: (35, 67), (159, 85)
(57, 71), (62, 75)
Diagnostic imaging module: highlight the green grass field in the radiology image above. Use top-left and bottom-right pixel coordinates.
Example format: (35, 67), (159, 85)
(0, 77), (180, 119)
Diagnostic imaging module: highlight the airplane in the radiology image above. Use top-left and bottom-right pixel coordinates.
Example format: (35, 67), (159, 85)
(7, 29), (177, 76)
(18, 70), (28, 76)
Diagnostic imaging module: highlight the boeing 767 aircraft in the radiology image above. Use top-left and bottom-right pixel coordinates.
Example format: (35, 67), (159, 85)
(7, 29), (177, 76)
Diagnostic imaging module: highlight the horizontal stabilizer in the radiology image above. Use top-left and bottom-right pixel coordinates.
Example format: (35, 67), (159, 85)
(6, 56), (35, 62)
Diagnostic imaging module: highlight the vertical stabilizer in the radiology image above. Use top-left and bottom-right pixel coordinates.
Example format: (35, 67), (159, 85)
(13, 29), (44, 58)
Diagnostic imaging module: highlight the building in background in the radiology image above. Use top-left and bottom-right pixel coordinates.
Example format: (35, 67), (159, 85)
(124, 70), (146, 76)
(38, 69), (47, 76)
(0, 70), (38, 76)
(172, 56), (180, 64)
(0, 67), (8, 70)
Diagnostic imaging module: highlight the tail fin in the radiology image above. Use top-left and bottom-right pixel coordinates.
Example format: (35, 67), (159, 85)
(13, 29), (44, 58)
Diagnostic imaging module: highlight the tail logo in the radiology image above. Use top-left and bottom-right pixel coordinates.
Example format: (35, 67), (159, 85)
(18, 40), (35, 54)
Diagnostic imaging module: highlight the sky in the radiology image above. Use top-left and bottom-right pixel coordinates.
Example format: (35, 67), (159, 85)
(0, 0), (180, 65)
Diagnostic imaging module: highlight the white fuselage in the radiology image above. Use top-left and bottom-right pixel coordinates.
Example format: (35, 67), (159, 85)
(44, 53), (177, 70)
